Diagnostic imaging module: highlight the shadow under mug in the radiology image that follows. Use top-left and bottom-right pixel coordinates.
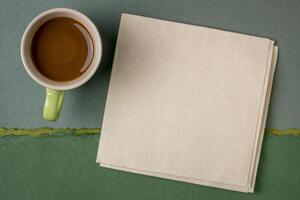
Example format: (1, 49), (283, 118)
(21, 8), (102, 121)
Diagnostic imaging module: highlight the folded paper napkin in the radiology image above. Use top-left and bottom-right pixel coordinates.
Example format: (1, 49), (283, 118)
(97, 14), (278, 193)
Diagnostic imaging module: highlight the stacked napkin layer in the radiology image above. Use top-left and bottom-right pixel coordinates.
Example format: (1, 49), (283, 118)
(97, 14), (278, 192)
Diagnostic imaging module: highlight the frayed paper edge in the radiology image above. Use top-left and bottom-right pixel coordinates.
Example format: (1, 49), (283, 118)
(265, 128), (300, 136)
(0, 127), (100, 137)
(0, 128), (299, 137)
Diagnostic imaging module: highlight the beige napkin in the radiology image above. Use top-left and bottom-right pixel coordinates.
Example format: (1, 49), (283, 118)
(97, 14), (278, 193)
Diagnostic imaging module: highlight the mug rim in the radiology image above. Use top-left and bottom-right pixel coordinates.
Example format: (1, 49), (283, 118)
(21, 8), (102, 90)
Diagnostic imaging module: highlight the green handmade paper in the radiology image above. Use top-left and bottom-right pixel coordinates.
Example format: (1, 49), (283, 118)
(0, 134), (299, 200)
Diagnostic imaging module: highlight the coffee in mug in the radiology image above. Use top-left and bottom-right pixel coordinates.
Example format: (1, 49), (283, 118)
(31, 17), (94, 82)
(21, 8), (102, 121)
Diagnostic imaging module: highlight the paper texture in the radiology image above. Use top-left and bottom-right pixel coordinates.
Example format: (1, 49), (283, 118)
(97, 14), (278, 192)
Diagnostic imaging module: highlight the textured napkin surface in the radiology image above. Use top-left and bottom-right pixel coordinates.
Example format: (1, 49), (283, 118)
(97, 14), (278, 192)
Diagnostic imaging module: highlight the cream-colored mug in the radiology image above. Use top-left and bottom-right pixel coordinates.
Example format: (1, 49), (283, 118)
(21, 8), (102, 121)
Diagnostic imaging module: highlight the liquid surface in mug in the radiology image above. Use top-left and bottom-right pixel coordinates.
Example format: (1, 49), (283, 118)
(31, 17), (94, 82)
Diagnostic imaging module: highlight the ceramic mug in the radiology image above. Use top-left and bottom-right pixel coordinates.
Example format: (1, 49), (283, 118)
(21, 8), (102, 121)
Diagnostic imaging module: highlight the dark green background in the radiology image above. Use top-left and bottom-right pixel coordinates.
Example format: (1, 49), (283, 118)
(0, 0), (299, 199)
(0, 134), (299, 200)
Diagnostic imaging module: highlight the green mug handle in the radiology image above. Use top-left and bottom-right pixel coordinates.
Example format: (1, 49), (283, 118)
(43, 88), (65, 121)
